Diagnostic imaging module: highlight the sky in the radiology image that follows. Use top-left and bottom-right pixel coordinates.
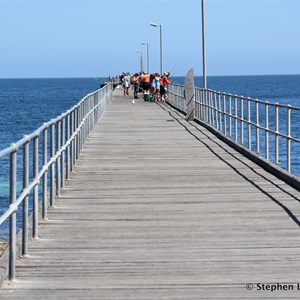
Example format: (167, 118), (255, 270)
(0, 0), (300, 78)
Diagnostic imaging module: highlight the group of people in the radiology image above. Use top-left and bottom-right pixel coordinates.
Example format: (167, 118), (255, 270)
(119, 71), (172, 102)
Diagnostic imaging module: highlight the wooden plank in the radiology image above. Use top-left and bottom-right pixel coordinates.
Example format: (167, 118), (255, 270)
(1, 88), (300, 299)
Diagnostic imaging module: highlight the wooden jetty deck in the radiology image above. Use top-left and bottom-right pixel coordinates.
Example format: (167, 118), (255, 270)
(1, 88), (300, 299)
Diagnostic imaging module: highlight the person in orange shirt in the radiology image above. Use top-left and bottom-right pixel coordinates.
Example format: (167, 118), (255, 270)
(140, 71), (151, 93)
(160, 72), (172, 102)
(132, 73), (140, 99)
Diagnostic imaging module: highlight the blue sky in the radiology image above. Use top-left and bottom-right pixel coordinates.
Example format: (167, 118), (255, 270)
(0, 0), (300, 78)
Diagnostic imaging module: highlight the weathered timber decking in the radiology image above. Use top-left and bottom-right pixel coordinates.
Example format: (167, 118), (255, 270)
(1, 87), (300, 299)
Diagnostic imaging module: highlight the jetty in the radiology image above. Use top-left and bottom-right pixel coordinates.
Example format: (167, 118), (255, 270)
(1, 83), (300, 299)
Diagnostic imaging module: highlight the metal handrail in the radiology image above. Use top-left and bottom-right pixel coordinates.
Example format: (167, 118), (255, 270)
(167, 83), (300, 177)
(0, 83), (113, 280)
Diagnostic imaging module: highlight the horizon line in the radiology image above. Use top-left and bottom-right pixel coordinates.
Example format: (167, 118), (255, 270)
(1, 73), (300, 80)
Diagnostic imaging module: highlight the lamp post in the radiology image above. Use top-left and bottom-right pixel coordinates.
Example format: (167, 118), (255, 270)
(136, 50), (143, 74)
(141, 42), (149, 74)
(201, 0), (207, 89)
(150, 23), (162, 76)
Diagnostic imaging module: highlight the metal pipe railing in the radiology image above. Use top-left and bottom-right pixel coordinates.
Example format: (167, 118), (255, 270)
(167, 83), (300, 177)
(0, 83), (113, 280)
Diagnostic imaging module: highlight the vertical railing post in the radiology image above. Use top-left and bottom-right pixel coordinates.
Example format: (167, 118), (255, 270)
(82, 101), (85, 145)
(229, 95), (232, 138)
(256, 100), (260, 154)
(93, 94), (95, 125)
(32, 135), (39, 239)
(198, 89), (202, 121)
(50, 122), (55, 207)
(9, 145), (17, 280)
(218, 93), (222, 132)
(71, 110), (75, 170)
(97, 91), (100, 121)
(275, 103), (279, 165)
(42, 126), (48, 220)
(66, 113), (71, 180)
(223, 94), (227, 136)
(203, 90), (207, 122)
(214, 92), (218, 129)
(91, 95), (95, 131)
(22, 138), (29, 257)
(287, 105), (291, 172)
(61, 117), (65, 189)
(56, 120), (61, 196)
(76, 107), (79, 160)
(240, 97), (244, 145)
(209, 91), (212, 125)
(205, 90), (209, 123)
(247, 97), (251, 150)
(265, 102), (269, 160)
(79, 103), (82, 154)
(234, 95), (238, 142)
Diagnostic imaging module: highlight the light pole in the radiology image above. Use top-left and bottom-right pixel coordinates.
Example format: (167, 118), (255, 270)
(136, 50), (143, 74)
(201, 0), (207, 89)
(150, 23), (162, 76)
(141, 42), (149, 74)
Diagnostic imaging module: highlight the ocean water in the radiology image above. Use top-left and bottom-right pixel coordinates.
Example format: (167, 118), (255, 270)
(0, 78), (107, 150)
(174, 74), (300, 104)
(1, 75), (300, 238)
(0, 78), (107, 238)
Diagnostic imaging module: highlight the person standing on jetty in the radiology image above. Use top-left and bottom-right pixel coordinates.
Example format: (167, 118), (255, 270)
(140, 71), (151, 96)
(160, 71), (172, 102)
(132, 73), (140, 99)
(122, 72), (131, 96)
(151, 72), (161, 102)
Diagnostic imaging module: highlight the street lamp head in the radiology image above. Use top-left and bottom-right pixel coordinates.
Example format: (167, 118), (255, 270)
(150, 23), (158, 27)
(141, 42), (146, 45)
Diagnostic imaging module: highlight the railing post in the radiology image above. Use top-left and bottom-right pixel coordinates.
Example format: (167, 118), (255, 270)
(71, 110), (75, 170)
(214, 92), (218, 129)
(32, 135), (39, 239)
(42, 127), (48, 220)
(256, 100), (260, 154)
(66, 113), (71, 180)
(93, 94), (97, 127)
(56, 121), (61, 196)
(287, 105), (291, 172)
(211, 91), (215, 127)
(203, 90), (207, 122)
(223, 94), (227, 136)
(22, 138), (29, 257)
(198, 89), (202, 121)
(79, 104), (83, 155)
(76, 107), (80, 160)
(50, 122), (55, 207)
(206, 90), (209, 123)
(61, 117), (65, 189)
(218, 93), (222, 132)
(240, 97), (244, 145)
(265, 102), (269, 160)
(9, 145), (17, 280)
(209, 91), (213, 126)
(247, 97), (251, 150)
(234, 95), (238, 142)
(275, 103), (279, 165)
(229, 95), (232, 138)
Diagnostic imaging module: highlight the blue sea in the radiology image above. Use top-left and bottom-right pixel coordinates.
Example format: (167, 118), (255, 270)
(2, 75), (300, 152)
(174, 74), (300, 105)
(0, 78), (107, 239)
(1, 75), (300, 239)
(0, 78), (107, 151)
